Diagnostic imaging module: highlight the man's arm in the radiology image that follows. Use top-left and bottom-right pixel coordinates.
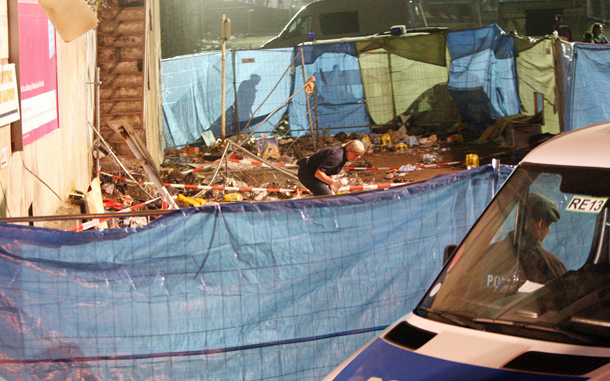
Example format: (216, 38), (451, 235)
(314, 169), (333, 186)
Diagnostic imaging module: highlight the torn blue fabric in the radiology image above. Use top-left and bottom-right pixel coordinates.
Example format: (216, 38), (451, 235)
(447, 24), (520, 133)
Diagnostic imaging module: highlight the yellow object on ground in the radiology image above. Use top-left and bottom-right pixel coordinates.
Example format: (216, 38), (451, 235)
(223, 193), (244, 202)
(381, 133), (392, 145)
(465, 154), (479, 169)
(177, 194), (206, 207)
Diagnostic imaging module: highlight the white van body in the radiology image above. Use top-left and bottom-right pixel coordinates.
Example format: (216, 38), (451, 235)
(324, 122), (610, 380)
(261, 0), (427, 49)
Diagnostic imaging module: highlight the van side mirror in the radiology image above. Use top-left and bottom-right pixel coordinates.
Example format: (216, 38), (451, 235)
(443, 244), (458, 265)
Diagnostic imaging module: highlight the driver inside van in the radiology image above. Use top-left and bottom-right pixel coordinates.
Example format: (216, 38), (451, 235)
(479, 193), (567, 294)
(516, 193), (567, 283)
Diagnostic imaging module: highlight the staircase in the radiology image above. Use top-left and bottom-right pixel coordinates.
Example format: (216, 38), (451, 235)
(97, 2), (146, 158)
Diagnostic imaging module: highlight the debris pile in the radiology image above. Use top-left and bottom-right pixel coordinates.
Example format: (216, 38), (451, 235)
(79, 118), (547, 232)
(97, 125), (481, 214)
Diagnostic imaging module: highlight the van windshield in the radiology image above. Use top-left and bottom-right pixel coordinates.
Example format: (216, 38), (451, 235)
(417, 163), (610, 347)
(284, 15), (313, 39)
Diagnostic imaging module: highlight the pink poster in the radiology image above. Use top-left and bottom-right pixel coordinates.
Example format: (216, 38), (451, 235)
(18, 0), (58, 146)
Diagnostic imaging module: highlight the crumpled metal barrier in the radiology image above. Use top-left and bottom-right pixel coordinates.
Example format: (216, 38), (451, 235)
(0, 165), (513, 380)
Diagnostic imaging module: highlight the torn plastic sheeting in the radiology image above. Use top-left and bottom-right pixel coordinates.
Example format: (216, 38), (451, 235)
(516, 38), (560, 134)
(0, 165), (513, 380)
(289, 46), (370, 137)
(557, 39), (575, 132)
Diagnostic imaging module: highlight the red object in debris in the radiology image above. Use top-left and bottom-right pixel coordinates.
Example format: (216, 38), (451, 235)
(229, 153), (244, 161)
(103, 198), (123, 211)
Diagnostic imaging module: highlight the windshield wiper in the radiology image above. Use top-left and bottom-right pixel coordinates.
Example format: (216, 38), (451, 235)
(417, 306), (482, 330)
(473, 317), (595, 345)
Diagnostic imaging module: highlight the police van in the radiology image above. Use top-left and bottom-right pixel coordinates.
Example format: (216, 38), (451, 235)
(261, 0), (428, 49)
(324, 122), (610, 380)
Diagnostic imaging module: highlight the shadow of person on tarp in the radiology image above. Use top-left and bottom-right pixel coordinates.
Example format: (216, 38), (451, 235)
(237, 74), (261, 121)
(208, 74), (265, 138)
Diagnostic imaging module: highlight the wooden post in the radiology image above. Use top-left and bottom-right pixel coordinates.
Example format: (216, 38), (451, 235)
(221, 13), (227, 140)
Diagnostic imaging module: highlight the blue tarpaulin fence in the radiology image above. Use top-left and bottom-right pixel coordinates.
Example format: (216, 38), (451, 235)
(162, 48), (294, 148)
(566, 43), (610, 131)
(289, 43), (370, 136)
(162, 51), (235, 147)
(161, 25), (526, 148)
(161, 45), (370, 148)
(446, 24), (520, 133)
(0, 165), (512, 380)
(162, 25), (610, 148)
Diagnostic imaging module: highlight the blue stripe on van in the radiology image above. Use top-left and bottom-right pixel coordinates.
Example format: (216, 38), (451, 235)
(333, 338), (588, 380)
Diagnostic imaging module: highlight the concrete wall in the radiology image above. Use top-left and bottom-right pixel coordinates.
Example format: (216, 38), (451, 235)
(0, 29), (96, 220)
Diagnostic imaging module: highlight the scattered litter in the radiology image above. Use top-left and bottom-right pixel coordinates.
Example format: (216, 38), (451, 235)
(394, 143), (410, 152)
(446, 134), (464, 145)
(421, 153), (439, 164)
(224, 193), (244, 202)
(331, 178), (348, 193)
(406, 136), (419, 147)
(98, 119), (531, 225)
(123, 217), (148, 228)
(177, 194), (206, 207)
(381, 133), (392, 146)
(103, 198), (123, 211)
(226, 178), (249, 188)
(257, 137), (281, 160)
(418, 134), (438, 147)
(277, 155), (293, 163)
(465, 154), (479, 169)
(102, 182), (116, 195)
(121, 195), (134, 207)
(362, 136), (372, 151)
(390, 130), (408, 143)
(201, 129), (216, 147)
(399, 164), (418, 173)
(253, 191), (267, 201)
(262, 142), (281, 160)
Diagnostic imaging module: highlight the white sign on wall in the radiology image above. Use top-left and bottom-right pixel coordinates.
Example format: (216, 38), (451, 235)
(0, 64), (20, 127)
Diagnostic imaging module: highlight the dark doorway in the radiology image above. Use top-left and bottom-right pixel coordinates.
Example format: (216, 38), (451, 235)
(525, 8), (562, 37)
